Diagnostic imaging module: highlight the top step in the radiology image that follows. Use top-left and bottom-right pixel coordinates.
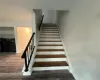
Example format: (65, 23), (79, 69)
(42, 23), (57, 27)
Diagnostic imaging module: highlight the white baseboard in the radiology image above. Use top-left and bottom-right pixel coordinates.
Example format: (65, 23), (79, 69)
(23, 71), (31, 76)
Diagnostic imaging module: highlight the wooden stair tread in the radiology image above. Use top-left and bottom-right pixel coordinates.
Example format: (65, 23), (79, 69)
(37, 49), (64, 52)
(33, 61), (68, 67)
(35, 55), (66, 58)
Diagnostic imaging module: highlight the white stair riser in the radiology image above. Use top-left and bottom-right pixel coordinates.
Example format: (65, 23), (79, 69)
(35, 58), (67, 62)
(33, 66), (69, 71)
(37, 46), (64, 49)
(36, 52), (65, 55)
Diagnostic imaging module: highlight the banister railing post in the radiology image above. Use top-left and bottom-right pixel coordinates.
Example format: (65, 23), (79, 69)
(39, 15), (44, 31)
(24, 52), (28, 72)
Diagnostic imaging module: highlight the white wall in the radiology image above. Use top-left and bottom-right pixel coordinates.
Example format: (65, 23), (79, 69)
(58, 1), (100, 80)
(43, 10), (57, 24)
(34, 9), (42, 24)
(0, 0), (73, 27)
(0, 0), (34, 27)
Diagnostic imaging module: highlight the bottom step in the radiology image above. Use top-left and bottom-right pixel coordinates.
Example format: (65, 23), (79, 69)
(32, 61), (69, 71)
(32, 66), (69, 71)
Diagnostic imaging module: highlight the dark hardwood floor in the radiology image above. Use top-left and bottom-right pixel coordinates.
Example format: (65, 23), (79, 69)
(0, 70), (75, 80)
(0, 53), (24, 73)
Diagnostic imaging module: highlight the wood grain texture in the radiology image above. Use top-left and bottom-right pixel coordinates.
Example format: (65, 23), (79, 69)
(0, 53), (24, 73)
(33, 61), (68, 67)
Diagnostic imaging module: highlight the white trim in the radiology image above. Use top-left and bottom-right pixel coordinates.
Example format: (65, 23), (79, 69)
(35, 58), (67, 62)
(14, 27), (19, 53)
(36, 51), (65, 55)
(23, 71), (31, 76)
(33, 66), (69, 71)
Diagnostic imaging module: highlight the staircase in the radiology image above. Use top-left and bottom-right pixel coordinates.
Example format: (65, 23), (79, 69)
(32, 24), (69, 71)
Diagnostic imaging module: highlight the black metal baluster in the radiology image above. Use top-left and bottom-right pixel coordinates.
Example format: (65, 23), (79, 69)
(24, 52), (28, 71)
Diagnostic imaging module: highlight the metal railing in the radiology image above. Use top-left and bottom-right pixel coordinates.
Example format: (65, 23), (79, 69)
(39, 15), (44, 31)
(21, 32), (35, 72)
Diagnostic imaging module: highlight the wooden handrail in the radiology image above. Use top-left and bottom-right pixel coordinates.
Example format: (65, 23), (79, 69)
(21, 32), (35, 72)
(21, 32), (35, 58)
(39, 15), (44, 31)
